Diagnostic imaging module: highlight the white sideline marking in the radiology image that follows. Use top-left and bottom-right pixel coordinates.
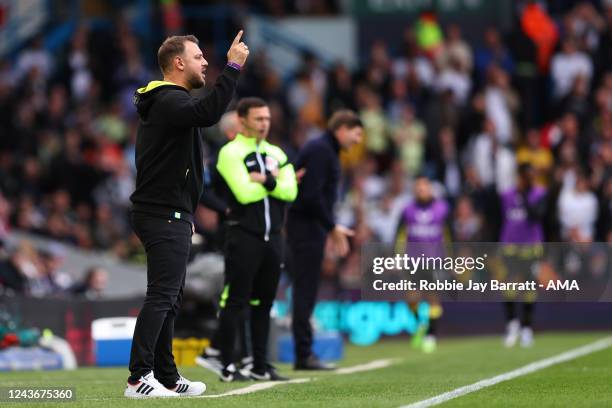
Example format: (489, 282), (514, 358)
(195, 358), (397, 398)
(335, 358), (396, 375)
(400, 337), (612, 408)
(197, 377), (311, 398)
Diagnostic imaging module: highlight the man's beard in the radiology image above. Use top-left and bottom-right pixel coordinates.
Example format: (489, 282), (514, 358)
(188, 71), (205, 89)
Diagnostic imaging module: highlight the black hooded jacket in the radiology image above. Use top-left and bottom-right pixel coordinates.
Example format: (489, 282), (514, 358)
(129, 66), (239, 222)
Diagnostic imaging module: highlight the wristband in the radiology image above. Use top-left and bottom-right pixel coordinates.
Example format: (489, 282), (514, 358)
(227, 61), (242, 71)
(263, 174), (277, 191)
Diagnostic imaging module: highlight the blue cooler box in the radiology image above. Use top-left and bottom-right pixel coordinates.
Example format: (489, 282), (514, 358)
(277, 332), (343, 363)
(92, 317), (136, 366)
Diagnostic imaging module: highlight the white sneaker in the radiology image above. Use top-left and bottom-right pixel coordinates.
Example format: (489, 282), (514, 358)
(167, 375), (206, 396)
(504, 319), (520, 348)
(124, 371), (179, 398)
(520, 327), (534, 348)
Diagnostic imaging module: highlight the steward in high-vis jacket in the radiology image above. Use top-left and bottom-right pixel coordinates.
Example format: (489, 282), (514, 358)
(208, 97), (297, 382)
(217, 133), (297, 241)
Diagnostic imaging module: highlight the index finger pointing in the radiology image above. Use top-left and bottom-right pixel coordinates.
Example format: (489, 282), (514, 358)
(232, 30), (244, 45)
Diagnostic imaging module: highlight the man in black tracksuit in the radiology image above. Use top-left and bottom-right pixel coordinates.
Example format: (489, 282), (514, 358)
(125, 33), (248, 398)
(198, 97), (297, 382)
(287, 110), (363, 370)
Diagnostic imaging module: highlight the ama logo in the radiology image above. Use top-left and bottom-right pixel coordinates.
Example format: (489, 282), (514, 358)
(546, 280), (580, 290)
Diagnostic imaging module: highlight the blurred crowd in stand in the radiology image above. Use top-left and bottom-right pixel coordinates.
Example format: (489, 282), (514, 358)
(1, 1), (611, 297)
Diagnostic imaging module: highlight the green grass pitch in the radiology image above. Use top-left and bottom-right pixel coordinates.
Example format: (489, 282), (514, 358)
(1, 332), (611, 407)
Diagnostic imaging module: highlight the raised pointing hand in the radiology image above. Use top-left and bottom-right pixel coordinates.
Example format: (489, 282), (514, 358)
(227, 30), (249, 66)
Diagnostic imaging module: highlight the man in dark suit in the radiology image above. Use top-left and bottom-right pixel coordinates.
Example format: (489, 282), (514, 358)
(287, 110), (363, 370)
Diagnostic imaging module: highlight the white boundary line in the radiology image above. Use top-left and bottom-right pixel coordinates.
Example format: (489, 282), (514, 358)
(335, 358), (397, 375)
(197, 378), (311, 398)
(400, 337), (612, 408)
(194, 358), (397, 398)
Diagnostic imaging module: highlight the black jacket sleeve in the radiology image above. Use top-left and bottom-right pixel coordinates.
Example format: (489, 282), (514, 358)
(297, 147), (336, 231)
(200, 191), (229, 214)
(161, 66), (239, 128)
(199, 160), (230, 214)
